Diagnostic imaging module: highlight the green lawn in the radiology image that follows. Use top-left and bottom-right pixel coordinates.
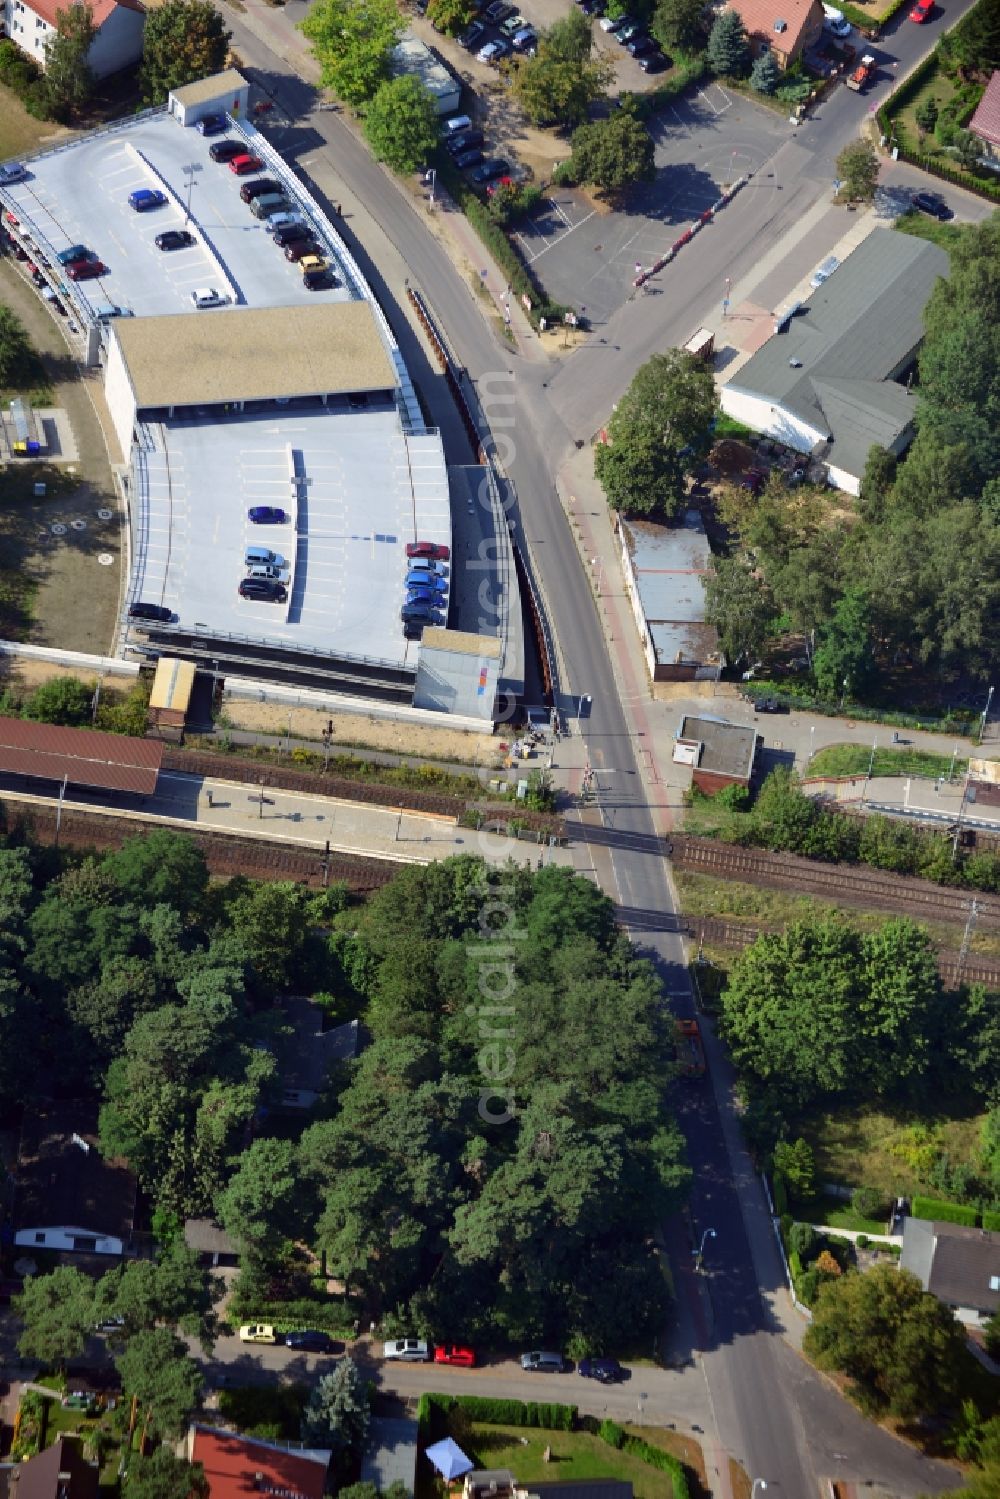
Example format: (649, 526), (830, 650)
(807, 743), (967, 780)
(802, 1105), (987, 1200)
(428, 1426), (683, 1499)
(895, 210), (967, 252)
(792, 1192), (887, 1235)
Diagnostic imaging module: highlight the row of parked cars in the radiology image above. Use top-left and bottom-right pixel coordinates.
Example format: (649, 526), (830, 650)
(592, 4), (667, 72)
(457, 0), (539, 64)
(383, 1340), (629, 1381)
(401, 539), (450, 638)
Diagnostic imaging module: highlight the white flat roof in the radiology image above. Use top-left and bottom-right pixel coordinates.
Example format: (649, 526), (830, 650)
(2, 111), (352, 316)
(133, 405), (451, 668)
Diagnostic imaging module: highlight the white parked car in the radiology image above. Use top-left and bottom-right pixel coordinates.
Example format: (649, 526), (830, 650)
(383, 1338), (430, 1361)
(822, 3), (852, 32)
(0, 162), (27, 185)
(191, 288), (229, 308)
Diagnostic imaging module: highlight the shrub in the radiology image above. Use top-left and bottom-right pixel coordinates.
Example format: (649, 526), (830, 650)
(599, 1419), (625, 1449)
(911, 1195), (977, 1227)
(856, 1234), (870, 1250)
(788, 1221), (818, 1260)
(982, 1210), (1000, 1233)
(598, 1427), (691, 1499)
(851, 1186), (884, 1221)
(419, 1395), (577, 1431)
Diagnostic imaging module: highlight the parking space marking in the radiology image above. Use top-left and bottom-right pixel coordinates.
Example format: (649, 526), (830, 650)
(515, 205), (595, 264)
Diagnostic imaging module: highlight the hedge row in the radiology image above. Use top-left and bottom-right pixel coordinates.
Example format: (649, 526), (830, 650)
(983, 1210), (1000, 1233)
(417, 1392), (576, 1432)
(224, 1295), (357, 1336)
(911, 1196), (978, 1227)
(598, 1421), (690, 1499)
(891, 145), (1000, 203)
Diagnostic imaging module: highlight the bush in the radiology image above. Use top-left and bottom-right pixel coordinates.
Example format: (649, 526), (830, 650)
(599, 1419), (625, 1449)
(23, 676), (94, 727)
(788, 1221), (818, 1260)
(417, 1394), (577, 1431)
(851, 1186), (884, 1220)
(911, 1195), (978, 1227)
(856, 1234), (870, 1250)
(616, 1434), (691, 1499)
(982, 1210), (1000, 1233)
(218, 1385), (308, 1440)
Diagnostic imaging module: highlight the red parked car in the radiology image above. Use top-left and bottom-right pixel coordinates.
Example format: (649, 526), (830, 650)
(909, 0), (933, 20)
(229, 154), (263, 175)
(406, 540), (451, 561)
(434, 1345), (476, 1367)
(67, 259), (106, 280)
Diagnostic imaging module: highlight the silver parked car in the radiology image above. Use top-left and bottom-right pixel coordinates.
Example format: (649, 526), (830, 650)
(383, 1338), (430, 1361)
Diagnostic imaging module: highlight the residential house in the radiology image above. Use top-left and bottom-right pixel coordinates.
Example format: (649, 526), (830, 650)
(720, 232), (950, 494)
(13, 1102), (137, 1259)
(969, 71), (1000, 163)
(724, 0), (823, 66)
(184, 1218), (240, 1269)
(277, 995), (359, 1111)
(673, 715), (759, 796)
(900, 1217), (1000, 1327)
(6, 1440), (99, 1499)
(2, 0), (145, 79)
(187, 1426), (331, 1499)
(616, 511), (724, 692)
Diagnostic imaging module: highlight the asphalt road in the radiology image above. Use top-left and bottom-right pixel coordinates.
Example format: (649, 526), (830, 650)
(161, 6), (975, 1490)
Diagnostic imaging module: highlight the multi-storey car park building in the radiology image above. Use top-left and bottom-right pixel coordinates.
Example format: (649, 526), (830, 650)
(0, 71), (522, 729)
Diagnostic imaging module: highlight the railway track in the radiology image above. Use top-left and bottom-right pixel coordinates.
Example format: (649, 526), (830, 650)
(672, 834), (1000, 930)
(683, 914), (1000, 991)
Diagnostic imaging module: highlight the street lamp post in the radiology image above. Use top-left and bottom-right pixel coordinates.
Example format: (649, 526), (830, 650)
(861, 734), (877, 805)
(980, 684), (995, 745)
(182, 163), (200, 226)
(693, 1227), (716, 1271)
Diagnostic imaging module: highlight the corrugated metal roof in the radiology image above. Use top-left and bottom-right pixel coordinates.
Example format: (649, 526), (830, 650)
(725, 231), (949, 456)
(0, 716), (162, 795)
(621, 512), (721, 665)
(149, 656), (196, 713)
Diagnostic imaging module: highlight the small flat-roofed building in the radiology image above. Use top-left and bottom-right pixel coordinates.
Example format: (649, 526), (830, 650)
(392, 34), (462, 115)
(721, 232), (950, 494)
(673, 715), (758, 796)
(413, 629), (501, 719)
(147, 656), (196, 738)
(617, 512), (724, 692)
(14, 1103), (137, 1258)
(168, 70), (251, 127)
(3, 0), (144, 77)
(901, 1218), (1000, 1327)
(0, 715), (162, 796)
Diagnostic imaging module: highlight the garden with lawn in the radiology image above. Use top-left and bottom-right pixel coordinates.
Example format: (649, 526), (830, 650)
(13, 1384), (126, 1488)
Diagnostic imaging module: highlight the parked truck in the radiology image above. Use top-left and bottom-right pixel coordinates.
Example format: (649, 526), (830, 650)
(674, 1019), (706, 1078)
(846, 53), (876, 90)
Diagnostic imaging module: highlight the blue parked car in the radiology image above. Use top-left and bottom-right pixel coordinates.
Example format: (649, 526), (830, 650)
(578, 1357), (625, 1384)
(248, 506), (288, 524)
(129, 189), (167, 212)
(405, 570), (446, 591)
(196, 113), (228, 136)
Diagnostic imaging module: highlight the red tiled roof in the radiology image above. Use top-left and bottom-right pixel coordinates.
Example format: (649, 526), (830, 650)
(19, 0), (143, 29)
(726, 0), (822, 53)
(0, 715), (162, 795)
(191, 1430), (329, 1499)
(970, 70), (1000, 147)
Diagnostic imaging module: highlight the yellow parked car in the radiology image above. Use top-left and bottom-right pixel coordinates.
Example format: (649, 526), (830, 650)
(239, 1323), (278, 1344)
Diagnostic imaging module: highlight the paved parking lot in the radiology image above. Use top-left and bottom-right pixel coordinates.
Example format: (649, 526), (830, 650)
(2, 112), (351, 317)
(514, 86), (791, 323)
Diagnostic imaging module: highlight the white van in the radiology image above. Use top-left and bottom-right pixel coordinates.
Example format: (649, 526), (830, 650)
(191, 287), (229, 309)
(440, 113), (473, 137)
(246, 546), (278, 567)
(246, 563), (282, 581)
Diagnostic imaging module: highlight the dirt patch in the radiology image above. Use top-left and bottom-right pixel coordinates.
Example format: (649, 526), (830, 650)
(220, 694), (503, 766)
(710, 438), (756, 475)
(0, 82), (74, 161)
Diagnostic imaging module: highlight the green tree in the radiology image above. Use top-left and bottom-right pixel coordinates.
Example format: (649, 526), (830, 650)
(594, 350), (717, 517)
(0, 306), (38, 388)
(42, 1), (96, 120)
(812, 587), (873, 701)
(117, 1328), (203, 1441)
(953, 128), (983, 169)
(750, 50), (780, 94)
(804, 1264), (968, 1417)
(15, 1266), (96, 1367)
(567, 111), (655, 198)
(301, 1359), (370, 1471)
(705, 9), (749, 76)
(858, 445), (897, 521)
(140, 0), (231, 103)
(364, 75), (438, 173)
(982, 1107), (1000, 1191)
(217, 1138), (303, 1266)
(851, 1186), (883, 1220)
(984, 1311), (1000, 1362)
(101, 1243), (218, 1348)
(220, 879), (310, 990)
(651, 0), (705, 53)
(836, 139), (879, 202)
(703, 556), (776, 665)
(22, 675), (93, 726)
(426, 0), (474, 33)
(124, 1451), (208, 1499)
(773, 1137), (815, 1198)
(103, 831), (209, 918)
(951, 0), (1000, 73)
(914, 94), (938, 135)
(510, 19), (612, 127)
(300, 0), (403, 108)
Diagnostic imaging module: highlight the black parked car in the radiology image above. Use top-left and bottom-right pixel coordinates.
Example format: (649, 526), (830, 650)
(284, 1330), (338, 1354)
(155, 229), (196, 251)
(239, 578), (288, 602)
(240, 177), (282, 203)
(454, 148), (485, 170)
(754, 697), (788, 714)
(458, 19), (487, 48)
(639, 49), (666, 70)
(209, 139), (246, 163)
(627, 32), (656, 53)
(472, 157), (511, 185)
(484, 0), (514, 21)
(129, 602), (172, 622)
(273, 223), (313, 247)
(911, 191), (953, 220)
(448, 129), (485, 155)
(579, 1357), (626, 1383)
